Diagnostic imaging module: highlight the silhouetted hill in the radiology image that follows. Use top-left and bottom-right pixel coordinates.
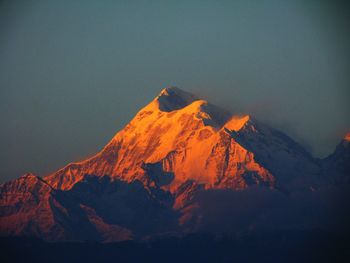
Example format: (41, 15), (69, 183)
(1, 230), (349, 263)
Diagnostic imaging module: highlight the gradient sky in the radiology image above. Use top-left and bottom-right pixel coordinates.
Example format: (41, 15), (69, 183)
(1, 0), (349, 182)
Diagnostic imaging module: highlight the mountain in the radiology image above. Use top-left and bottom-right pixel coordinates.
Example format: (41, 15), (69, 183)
(45, 87), (317, 192)
(0, 173), (176, 242)
(0, 87), (348, 241)
(44, 87), (273, 192)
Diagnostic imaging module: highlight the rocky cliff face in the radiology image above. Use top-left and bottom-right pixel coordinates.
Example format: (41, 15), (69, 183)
(0, 87), (348, 241)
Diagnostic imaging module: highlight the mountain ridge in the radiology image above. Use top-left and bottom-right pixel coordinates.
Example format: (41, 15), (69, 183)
(1, 86), (348, 242)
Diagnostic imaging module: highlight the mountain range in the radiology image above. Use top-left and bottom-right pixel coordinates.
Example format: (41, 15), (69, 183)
(1, 87), (349, 242)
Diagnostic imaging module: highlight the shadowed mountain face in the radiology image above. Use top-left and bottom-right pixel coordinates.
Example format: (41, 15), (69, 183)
(322, 134), (350, 184)
(0, 87), (349, 242)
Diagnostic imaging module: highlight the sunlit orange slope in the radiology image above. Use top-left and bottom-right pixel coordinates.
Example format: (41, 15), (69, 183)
(45, 87), (274, 192)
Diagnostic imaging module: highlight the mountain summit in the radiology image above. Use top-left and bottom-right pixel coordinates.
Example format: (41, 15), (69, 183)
(155, 86), (199, 111)
(0, 87), (348, 242)
(45, 87), (274, 192)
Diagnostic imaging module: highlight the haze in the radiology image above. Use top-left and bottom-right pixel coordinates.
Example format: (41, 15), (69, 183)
(1, 0), (349, 182)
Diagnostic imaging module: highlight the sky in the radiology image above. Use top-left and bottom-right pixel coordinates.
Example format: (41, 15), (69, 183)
(0, 0), (349, 182)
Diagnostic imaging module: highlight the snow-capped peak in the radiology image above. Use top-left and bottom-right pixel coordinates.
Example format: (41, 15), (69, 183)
(154, 86), (199, 112)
